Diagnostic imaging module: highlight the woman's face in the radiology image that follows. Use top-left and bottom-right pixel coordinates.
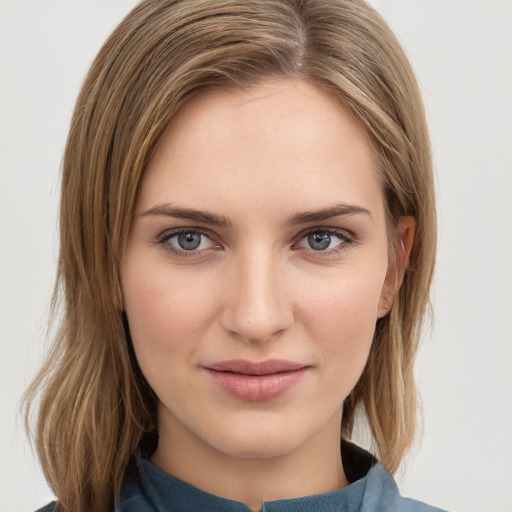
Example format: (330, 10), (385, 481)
(121, 80), (395, 461)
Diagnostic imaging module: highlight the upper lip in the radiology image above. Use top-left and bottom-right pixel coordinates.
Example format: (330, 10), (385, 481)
(205, 359), (309, 376)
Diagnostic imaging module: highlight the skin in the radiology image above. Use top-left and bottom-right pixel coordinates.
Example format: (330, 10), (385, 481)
(120, 80), (413, 511)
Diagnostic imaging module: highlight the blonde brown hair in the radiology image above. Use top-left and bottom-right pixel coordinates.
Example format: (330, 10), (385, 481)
(24, 0), (435, 510)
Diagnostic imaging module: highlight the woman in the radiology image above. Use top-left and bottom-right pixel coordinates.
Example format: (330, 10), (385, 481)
(25, 0), (443, 511)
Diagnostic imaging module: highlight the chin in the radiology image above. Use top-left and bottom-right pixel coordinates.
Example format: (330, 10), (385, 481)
(204, 417), (315, 461)
(216, 435), (298, 460)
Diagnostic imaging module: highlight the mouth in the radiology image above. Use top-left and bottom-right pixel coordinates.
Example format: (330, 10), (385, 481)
(203, 359), (309, 401)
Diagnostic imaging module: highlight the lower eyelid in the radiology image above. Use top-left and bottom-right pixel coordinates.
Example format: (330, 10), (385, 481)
(156, 229), (223, 258)
(155, 228), (355, 256)
(292, 229), (357, 256)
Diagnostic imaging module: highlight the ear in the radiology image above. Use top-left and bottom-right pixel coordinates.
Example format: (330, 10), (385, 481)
(377, 216), (416, 318)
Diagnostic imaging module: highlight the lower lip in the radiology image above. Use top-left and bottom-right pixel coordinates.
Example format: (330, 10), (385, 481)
(205, 368), (308, 401)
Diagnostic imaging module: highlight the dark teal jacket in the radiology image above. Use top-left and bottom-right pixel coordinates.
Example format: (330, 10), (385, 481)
(36, 442), (448, 511)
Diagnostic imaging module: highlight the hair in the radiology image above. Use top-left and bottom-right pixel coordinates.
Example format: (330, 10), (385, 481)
(23, 1), (436, 510)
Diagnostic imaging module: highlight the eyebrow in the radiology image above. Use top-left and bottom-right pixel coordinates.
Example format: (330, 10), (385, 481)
(142, 202), (371, 227)
(142, 204), (233, 227)
(287, 203), (372, 225)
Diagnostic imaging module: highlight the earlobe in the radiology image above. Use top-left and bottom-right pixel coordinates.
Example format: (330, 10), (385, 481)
(377, 216), (416, 318)
(377, 288), (395, 318)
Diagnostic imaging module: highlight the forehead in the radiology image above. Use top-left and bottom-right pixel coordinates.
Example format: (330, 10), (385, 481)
(138, 80), (384, 221)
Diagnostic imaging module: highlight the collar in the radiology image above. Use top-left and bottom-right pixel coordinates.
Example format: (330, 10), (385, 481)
(121, 440), (379, 512)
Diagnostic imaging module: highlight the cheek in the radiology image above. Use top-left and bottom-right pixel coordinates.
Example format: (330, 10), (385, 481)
(121, 263), (218, 379)
(298, 266), (385, 383)
(301, 265), (384, 331)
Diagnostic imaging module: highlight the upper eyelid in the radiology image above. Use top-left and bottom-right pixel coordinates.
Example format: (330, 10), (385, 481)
(157, 225), (352, 237)
(157, 227), (216, 243)
(294, 226), (354, 241)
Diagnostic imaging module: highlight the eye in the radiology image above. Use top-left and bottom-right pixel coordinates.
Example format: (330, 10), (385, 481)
(157, 229), (219, 256)
(296, 229), (353, 252)
(175, 232), (205, 251)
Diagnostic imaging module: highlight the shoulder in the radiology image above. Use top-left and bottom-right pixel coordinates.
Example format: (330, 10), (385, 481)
(362, 464), (448, 512)
(342, 440), (448, 512)
(34, 504), (57, 512)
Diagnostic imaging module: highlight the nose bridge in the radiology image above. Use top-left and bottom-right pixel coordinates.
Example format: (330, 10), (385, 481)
(222, 245), (293, 343)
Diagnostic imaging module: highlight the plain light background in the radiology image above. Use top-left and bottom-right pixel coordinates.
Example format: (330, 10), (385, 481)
(1, 1), (511, 511)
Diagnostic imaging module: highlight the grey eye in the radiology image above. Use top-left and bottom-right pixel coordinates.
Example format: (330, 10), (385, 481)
(177, 232), (203, 250)
(158, 229), (218, 255)
(307, 233), (332, 251)
(297, 229), (350, 253)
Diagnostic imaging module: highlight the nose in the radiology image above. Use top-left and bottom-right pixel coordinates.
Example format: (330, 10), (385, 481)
(220, 248), (294, 344)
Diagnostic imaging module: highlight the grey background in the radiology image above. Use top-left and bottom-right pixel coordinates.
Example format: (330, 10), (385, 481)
(1, 1), (511, 510)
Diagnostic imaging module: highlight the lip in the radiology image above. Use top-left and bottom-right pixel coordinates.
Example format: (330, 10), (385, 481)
(203, 359), (309, 401)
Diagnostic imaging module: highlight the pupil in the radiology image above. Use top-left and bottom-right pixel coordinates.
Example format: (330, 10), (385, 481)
(178, 232), (201, 250)
(308, 233), (331, 251)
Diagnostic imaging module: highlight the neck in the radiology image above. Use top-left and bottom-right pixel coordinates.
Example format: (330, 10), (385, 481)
(151, 406), (348, 512)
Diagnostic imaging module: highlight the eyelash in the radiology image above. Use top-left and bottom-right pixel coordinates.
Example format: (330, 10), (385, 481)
(156, 228), (219, 259)
(292, 228), (356, 257)
(155, 227), (356, 259)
